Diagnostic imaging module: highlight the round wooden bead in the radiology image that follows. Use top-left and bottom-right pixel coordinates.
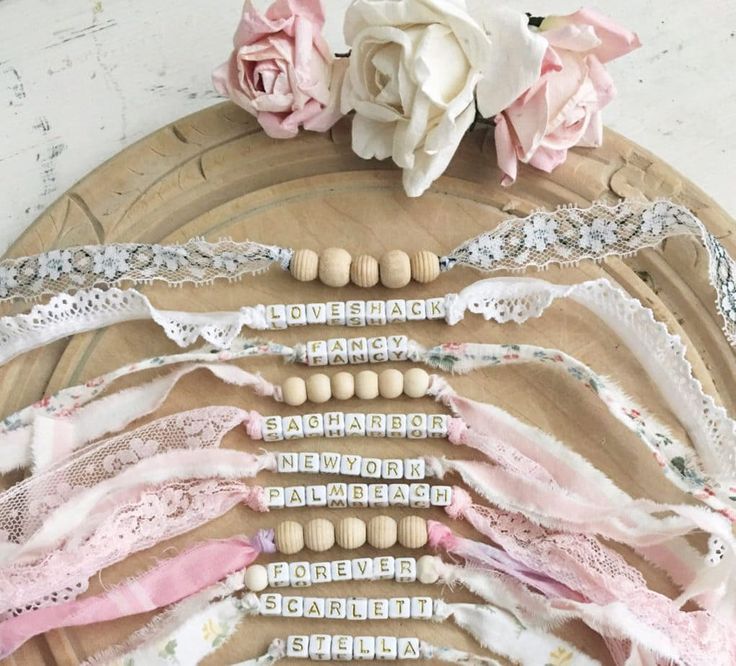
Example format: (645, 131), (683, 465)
(410, 250), (440, 283)
(379, 250), (411, 289)
(367, 515), (397, 549)
(304, 518), (335, 552)
(403, 368), (430, 398)
(290, 248), (319, 282)
(319, 247), (352, 287)
(417, 555), (440, 584)
(275, 521), (304, 555)
(244, 564), (269, 592)
(350, 254), (379, 288)
(355, 370), (379, 400)
(398, 515), (428, 549)
(378, 368), (403, 399)
(336, 517), (367, 549)
(331, 371), (355, 400)
(282, 376), (307, 406)
(306, 373), (331, 403)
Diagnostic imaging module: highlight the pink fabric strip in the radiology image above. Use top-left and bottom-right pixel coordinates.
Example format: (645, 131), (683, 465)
(0, 531), (274, 657)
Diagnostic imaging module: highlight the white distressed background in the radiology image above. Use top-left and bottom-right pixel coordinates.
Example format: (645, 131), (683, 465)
(0, 0), (734, 253)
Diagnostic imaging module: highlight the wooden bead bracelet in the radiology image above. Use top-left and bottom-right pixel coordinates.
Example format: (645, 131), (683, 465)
(290, 248), (440, 288)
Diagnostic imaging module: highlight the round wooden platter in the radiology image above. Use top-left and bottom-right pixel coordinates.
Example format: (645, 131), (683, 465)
(2, 102), (736, 665)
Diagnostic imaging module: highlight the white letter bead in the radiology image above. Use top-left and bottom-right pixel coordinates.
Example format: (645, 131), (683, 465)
(398, 637), (420, 660)
(304, 598), (326, 620)
(311, 562), (332, 584)
(381, 459), (403, 479)
(320, 452), (341, 474)
(332, 635), (353, 660)
(428, 414), (449, 438)
(352, 557), (374, 581)
(368, 484), (389, 507)
(431, 485), (453, 507)
(286, 304), (308, 326)
(287, 635), (309, 658)
(267, 562), (290, 588)
(347, 597), (368, 620)
(327, 338), (349, 365)
(303, 414), (325, 438)
(265, 486), (285, 509)
(266, 304), (287, 330)
(285, 486), (306, 508)
(259, 593), (282, 615)
(305, 339), (328, 367)
(404, 458), (425, 480)
(262, 415), (284, 442)
(327, 483), (348, 507)
(386, 299), (407, 323)
(373, 556), (395, 580)
(348, 484), (369, 507)
(345, 413), (367, 436)
(332, 560), (353, 582)
(407, 413), (427, 439)
(326, 598), (347, 620)
(341, 454), (362, 476)
(361, 458), (382, 478)
(388, 597), (411, 619)
(309, 634), (331, 660)
(289, 561), (311, 587)
(368, 336), (389, 363)
(389, 484), (410, 506)
(347, 336), (368, 363)
(306, 303), (327, 325)
(387, 414), (407, 438)
(409, 483), (430, 508)
(395, 558), (417, 582)
(376, 636), (398, 660)
(368, 598), (389, 620)
(387, 335), (409, 361)
(277, 452), (299, 473)
(406, 300), (426, 321)
(366, 300), (387, 325)
(347, 301), (367, 327)
(282, 416), (304, 440)
(283, 596), (304, 617)
(366, 413), (387, 437)
(411, 597), (433, 619)
(306, 485), (327, 507)
(299, 452), (319, 473)
(324, 411), (345, 437)
(425, 298), (446, 320)
(327, 302), (346, 326)
(354, 636), (376, 661)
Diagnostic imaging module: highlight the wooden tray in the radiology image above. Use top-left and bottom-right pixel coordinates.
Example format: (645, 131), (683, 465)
(3, 102), (735, 665)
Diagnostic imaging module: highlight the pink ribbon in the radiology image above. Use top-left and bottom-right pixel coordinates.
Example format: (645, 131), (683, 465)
(0, 530), (274, 657)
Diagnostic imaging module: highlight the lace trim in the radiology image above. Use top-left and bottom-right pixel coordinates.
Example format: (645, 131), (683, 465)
(0, 239), (290, 302)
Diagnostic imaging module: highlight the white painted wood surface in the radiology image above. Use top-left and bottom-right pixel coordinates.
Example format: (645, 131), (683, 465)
(0, 0), (734, 253)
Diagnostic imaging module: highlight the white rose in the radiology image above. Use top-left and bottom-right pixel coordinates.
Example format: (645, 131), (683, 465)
(341, 0), (546, 197)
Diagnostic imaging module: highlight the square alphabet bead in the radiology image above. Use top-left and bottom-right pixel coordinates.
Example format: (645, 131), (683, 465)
(427, 414), (449, 438)
(289, 561), (311, 587)
(368, 336), (389, 363)
(387, 335), (409, 361)
(332, 560), (353, 582)
(347, 336), (368, 363)
(407, 413), (427, 439)
(388, 597), (411, 619)
(425, 297), (446, 320)
(354, 636), (376, 661)
(387, 414), (407, 438)
(265, 486), (285, 509)
(306, 303), (327, 325)
(306, 485), (327, 507)
(282, 596), (304, 617)
(347, 597), (368, 620)
(306, 339), (328, 367)
(345, 413), (367, 437)
(277, 452), (299, 473)
(376, 636), (398, 660)
(302, 414), (325, 438)
(366, 300), (387, 326)
(262, 415), (284, 442)
(267, 562), (289, 587)
(398, 637), (421, 660)
(287, 635), (309, 658)
(348, 483), (369, 507)
(282, 415), (304, 440)
(411, 596), (433, 619)
(326, 483), (348, 507)
(373, 556), (395, 580)
(388, 483), (410, 506)
(404, 458), (425, 480)
(259, 593), (282, 616)
(266, 304), (287, 330)
(386, 299), (407, 323)
(382, 459), (403, 479)
(368, 483), (389, 507)
(324, 411), (345, 437)
(320, 452), (341, 474)
(310, 562), (332, 584)
(431, 485), (453, 507)
(299, 452), (320, 473)
(326, 598), (347, 620)
(405, 299), (426, 321)
(352, 557), (374, 581)
(368, 598), (389, 620)
(361, 457), (382, 478)
(284, 485), (306, 508)
(327, 301), (346, 326)
(304, 597), (326, 619)
(327, 338), (349, 365)
(395, 557), (417, 582)
(309, 634), (331, 660)
(332, 635), (353, 660)
(409, 483), (430, 508)
(366, 413), (387, 437)
(346, 301), (367, 327)
(286, 303), (308, 326)
(340, 454), (362, 476)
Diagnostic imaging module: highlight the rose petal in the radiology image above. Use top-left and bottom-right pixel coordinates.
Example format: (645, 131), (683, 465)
(493, 113), (519, 186)
(351, 114), (395, 160)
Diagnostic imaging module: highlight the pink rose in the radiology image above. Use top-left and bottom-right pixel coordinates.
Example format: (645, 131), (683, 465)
(494, 8), (640, 185)
(213, 0), (345, 139)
